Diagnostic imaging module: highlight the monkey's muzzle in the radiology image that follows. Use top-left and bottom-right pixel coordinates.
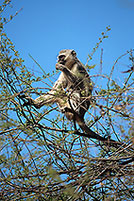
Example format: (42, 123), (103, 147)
(58, 55), (66, 65)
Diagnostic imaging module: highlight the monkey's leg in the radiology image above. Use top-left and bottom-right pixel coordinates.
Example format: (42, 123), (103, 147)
(23, 92), (58, 108)
(23, 72), (68, 109)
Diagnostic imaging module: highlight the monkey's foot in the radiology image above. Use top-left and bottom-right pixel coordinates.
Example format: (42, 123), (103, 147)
(23, 96), (35, 107)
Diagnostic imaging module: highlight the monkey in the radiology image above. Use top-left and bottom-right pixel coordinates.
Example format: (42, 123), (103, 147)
(55, 50), (93, 121)
(25, 49), (92, 120)
(24, 49), (117, 142)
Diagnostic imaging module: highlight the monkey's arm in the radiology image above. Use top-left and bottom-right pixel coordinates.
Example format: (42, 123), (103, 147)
(56, 63), (78, 84)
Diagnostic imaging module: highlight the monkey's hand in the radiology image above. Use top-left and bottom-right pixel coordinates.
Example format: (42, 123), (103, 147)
(56, 63), (65, 71)
(56, 63), (77, 84)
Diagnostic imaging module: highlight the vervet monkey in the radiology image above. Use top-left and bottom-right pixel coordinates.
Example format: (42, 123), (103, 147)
(26, 49), (92, 120)
(24, 50), (110, 141)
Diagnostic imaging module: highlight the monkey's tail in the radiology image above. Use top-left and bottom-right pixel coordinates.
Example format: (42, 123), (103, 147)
(75, 114), (122, 146)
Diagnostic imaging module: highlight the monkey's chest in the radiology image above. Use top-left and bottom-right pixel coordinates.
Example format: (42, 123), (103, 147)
(66, 79), (86, 96)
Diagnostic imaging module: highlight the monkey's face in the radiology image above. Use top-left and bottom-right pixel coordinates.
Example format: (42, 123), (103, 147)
(57, 49), (76, 69)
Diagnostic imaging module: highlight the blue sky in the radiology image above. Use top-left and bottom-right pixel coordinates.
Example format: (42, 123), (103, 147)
(3, 0), (134, 82)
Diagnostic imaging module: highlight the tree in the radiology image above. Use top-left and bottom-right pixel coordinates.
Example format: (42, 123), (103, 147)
(0, 1), (134, 200)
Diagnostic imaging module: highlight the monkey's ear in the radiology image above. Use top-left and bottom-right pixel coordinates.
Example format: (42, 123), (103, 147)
(71, 50), (77, 56)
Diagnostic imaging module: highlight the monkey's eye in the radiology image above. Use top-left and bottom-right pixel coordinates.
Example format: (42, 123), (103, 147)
(59, 55), (65, 60)
(71, 50), (76, 56)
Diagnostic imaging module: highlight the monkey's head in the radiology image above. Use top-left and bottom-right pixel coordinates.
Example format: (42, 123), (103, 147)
(57, 49), (77, 69)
